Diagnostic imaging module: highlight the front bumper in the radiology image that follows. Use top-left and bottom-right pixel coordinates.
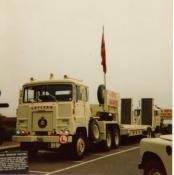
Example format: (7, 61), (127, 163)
(13, 135), (73, 144)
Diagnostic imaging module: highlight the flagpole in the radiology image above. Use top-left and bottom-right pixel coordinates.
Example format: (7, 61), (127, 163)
(104, 73), (106, 89)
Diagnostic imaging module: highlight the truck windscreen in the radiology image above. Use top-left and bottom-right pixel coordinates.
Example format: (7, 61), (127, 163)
(23, 84), (72, 103)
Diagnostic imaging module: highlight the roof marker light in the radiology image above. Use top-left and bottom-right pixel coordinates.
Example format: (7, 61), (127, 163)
(50, 73), (54, 80)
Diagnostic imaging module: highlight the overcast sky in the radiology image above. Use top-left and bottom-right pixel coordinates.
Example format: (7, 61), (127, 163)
(0, 0), (172, 117)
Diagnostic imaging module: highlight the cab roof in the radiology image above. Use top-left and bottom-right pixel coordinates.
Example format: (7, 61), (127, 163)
(23, 77), (88, 88)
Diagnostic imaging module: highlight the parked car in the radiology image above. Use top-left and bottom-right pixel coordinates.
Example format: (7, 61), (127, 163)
(138, 135), (172, 175)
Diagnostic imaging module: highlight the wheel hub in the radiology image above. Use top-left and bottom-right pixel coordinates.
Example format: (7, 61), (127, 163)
(93, 125), (100, 140)
(114, 133), (119, 145)
(106, 133), (112, 147)
(77, 138), (85, 154)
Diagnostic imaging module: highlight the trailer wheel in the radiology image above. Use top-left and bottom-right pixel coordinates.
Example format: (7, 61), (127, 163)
(71, 132), (86, 160)
(97, 84), (105, 104)
(89, 119), (100, 142)
(102, 129), (112, 151)
(112, 127), (120, 148)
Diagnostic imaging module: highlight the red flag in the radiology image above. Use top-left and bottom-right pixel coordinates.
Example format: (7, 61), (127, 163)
(101, 29), (106, 73)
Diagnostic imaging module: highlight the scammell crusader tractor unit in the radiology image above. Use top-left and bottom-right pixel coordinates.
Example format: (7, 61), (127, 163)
(13, 74), (120, 159)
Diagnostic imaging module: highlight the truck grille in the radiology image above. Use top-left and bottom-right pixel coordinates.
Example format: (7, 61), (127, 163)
(58, 104), (71, 117)
(32, 111), (53, 131)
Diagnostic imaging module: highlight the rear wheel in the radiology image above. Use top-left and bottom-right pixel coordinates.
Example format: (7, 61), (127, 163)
(71, 132), (86, 160)
(112, 127), (120, 148)
(102, 129), (112, 151)
(89, 119), (100, 142)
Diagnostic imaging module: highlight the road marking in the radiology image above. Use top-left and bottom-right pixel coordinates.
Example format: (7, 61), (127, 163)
(30, 170), (49, 174)
(0, 144), (19, 151)
(92, 153), (105, 156)
(73, 161), (84, 163)
(45, 146), (139, 175)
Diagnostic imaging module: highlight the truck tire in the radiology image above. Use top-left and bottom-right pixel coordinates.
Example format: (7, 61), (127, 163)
(71, 132), (86, 160)
(143, 158), (166, 175)
(112, 127), (120, 148)
(89, 119), (100, 142)
(97, 85), (105, 104)
(102, 129), (112, 151)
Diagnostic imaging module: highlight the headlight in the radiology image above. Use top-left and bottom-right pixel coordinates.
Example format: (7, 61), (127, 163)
(58, 130), (64, 135)
(64, 129), (70, 135)
(57, 129), (69, 135)
(16, 130), (21, 135)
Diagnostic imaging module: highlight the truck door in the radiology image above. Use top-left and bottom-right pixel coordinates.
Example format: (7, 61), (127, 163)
(82, 87), (90, 122)
(74, 85), (86, 125)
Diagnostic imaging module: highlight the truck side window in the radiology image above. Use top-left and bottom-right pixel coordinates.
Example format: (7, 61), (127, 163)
(24, 88), (34, 102)
(134, 109), (140, 117)
(80, 87), (88, 102)
(154, 110), (159, 116)
(76, 86), (81, 101)
(84, 88), (88, 102)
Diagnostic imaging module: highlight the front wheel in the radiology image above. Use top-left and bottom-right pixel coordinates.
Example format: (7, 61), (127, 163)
(71, 132), (86, 160)
(143, 159), (166, 175)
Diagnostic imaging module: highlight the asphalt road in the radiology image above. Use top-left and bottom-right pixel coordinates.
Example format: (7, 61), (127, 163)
(28, 139), (143, 175)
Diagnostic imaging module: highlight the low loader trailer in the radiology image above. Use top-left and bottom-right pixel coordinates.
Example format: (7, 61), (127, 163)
(13, 74), (160, 159)
(120, 98), (161, 138)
